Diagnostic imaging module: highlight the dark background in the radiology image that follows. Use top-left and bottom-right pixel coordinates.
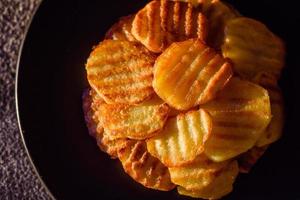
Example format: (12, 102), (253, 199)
(17, 0), (300, 199)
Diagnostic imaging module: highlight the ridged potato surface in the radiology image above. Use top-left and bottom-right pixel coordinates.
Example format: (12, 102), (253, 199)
(170, 0), (201, 6)
(169, 156), (239, 199)
(118, 140), (175, 191)
(132, 0), (207, 53)
(96, 131), (130, 159)
(168, 0), (239, 48)
(105, 15), (137, 42)
(82, 89), (103, 138)
(238, 145), (268, 173)
(222, 17), (285, 79)
(98, 96), (170, 140)
(82, 1), (286, 198)
(202, 77), (271, 162)
(202, 0), (240, 48)
(153, 39), (233, 110)
(86, 40), (156, 105)
(147, 109), (212, 167)
(82, 89), (129, 158)
(253, 73), (284, 147)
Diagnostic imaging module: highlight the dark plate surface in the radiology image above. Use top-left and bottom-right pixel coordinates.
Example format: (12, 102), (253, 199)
(16, 0), (300, 199)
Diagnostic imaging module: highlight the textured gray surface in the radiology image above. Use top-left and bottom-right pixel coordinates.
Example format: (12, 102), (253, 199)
(0, 0), (52, 199)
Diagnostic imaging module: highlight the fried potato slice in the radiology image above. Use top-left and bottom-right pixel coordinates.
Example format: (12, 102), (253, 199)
(202, 77), (271, 162)
(105, 15), (137, 42)
(222, 17), (285, 79)
(98, 96), (170, 140)
(86, 40), (156, 105)
(82, 89), (127, 158)
(96, 131), (131, 159)
(169, 0), (239, 48)
(202, 0), (240, 49)
(82, 89), (103, 138)
(132, 0), (207, 53)
(147, 109), (212, 167)
(118, 140), (175, 191)
(153, 39), (233, 110)
(169, 0), (201, 6)
(253, 73), (284, 147)
(169, 155), (239, 199)
(238, 145), (268, 173)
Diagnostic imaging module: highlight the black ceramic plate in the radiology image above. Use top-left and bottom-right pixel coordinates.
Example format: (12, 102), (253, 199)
(16, 0), (300, 199)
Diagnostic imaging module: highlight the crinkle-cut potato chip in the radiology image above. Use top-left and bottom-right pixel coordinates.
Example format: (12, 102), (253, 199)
(169, 0), (201, 7)
(86, 40), (156, 105)
(169, 0), (239, 48)
(105, 15), (137, 42)
(95, 130), (131, 159)
(118, 140), (175, 191)
(82, 89), (105, 143)
(82, 89), (127, 158)
(90, 89), (106, 134)
(82, 89), (102, 138)
(253, 73), (284, 147)
(202, 0), (240, 49)
(222, 17), (285, 79)
(132, 0), (207, 53)
(153, 39), (233, 110)
(201, 77), (271, 162)
(169, 155), (239, 199)
(147, 109), (212, 167)
(238, 145), (268, 173)
(98, 96), (170, 140)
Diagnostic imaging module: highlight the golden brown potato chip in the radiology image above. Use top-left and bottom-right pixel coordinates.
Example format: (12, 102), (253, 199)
(95, 131), (130, 159)
(238, 145), (268, 173)
(82, 89), (102, 138)
(202, 0), (240, 48)
(132, 0), (207, 53)
(118, 140), (175, 191)
(253, 73), (284, 147)
(98, 96), (170, 140)
(105, 15), (137, 42)
(202, 77), (271, 162)
(147, 109), (212, 167)
(86, 40), (156, 105)
(153, 39), (233, 110)
(82, 89), (126, 158)
(169, 155), (239, 199)
(169, 0), (239, 48)
(169, 0), (201, 6)
(222, 17), (285, 79)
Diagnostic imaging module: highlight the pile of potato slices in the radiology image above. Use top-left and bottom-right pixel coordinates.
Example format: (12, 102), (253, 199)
(83, 0), (285, 199)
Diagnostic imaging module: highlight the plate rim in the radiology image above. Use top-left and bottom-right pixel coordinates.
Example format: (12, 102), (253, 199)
(15, 1), (56, 199)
